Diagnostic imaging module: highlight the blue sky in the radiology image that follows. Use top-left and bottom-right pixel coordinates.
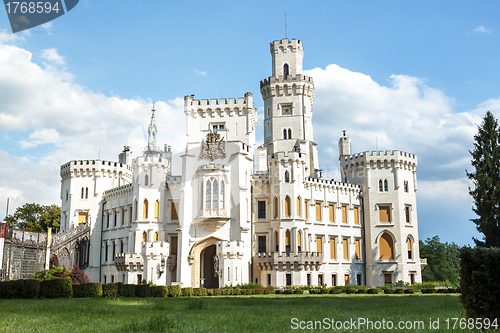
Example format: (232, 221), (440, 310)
(1, 0), (500, 245)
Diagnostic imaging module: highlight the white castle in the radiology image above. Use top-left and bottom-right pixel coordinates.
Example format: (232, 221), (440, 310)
(58, 38), (424, 288)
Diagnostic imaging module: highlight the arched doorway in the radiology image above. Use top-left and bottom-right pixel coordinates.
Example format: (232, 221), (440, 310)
(200, 244), (218, 289)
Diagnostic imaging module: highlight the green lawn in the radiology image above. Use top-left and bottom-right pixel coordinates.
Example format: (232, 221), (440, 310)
(0, 294), (472, 332)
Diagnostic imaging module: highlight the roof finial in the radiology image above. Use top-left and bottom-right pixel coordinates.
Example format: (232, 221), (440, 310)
(147, 103), (158, 150)
(343, 130), (346, 137)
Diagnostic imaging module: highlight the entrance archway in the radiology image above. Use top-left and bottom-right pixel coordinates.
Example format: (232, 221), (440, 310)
(200, 245), (218, 288)
(189, 236), (221, 288)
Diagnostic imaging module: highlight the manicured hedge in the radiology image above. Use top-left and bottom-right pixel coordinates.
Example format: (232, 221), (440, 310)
(102, 283), (119, 297)
(135, 284), (150, 298)
(73, 283), (103, 298)
(460, 246), (500, 319)
(168, 285), (181, 297)
(150, 286), (168, 297)
(119, 284), (136, 297)
(0, 279), (40, 299)
(193, 288), (207, 296)
(40, 278), (73, 298)
(181, 287), (194, 297)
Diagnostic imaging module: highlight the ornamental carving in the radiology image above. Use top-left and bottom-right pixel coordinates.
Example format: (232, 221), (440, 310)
(200, 131), (226, 160)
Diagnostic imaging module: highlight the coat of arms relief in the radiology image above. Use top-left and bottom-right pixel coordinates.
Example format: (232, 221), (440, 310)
(200, 131), (226, 160)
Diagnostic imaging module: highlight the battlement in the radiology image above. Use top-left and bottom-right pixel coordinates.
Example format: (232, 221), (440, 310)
(60, 159), (133, 178)
(270, 39), (303, 52)
(342, 150), (417, 166)
(304, 177), (361, 190)
(269, 150), (307, 163)
(185, 92), (253, 109)
(197, 164), (230, 172)
(260, 75), (314, 88)
(217, 240), (244, 253)
(103, 183), (133, 198)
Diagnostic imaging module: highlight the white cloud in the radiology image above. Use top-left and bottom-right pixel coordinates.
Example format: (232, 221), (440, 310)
(194, 69), (207, 76)
(41, 48), (65, 65)
(473, 26), (491, 34)
(0, 29), (25, 44)
(0, 43), (186, 217)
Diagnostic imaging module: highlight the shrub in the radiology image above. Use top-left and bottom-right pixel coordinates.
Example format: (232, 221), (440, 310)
(193, 288), (207, 296)
(34, 266), (71, 281)
(236, 282), (263, 289)
(168, 285), (181, 297)
(404, 288), (416, 294)
(345, 287), (357, 294)
(213, 289), (223, 296)
(206, 289), (214, 296)
(0, 279), (40, 299)
(222, 289), (231, 296)
(367, 288), (381, 294)
(394, 288), (406, 294)
(253, 289), (264, 295)
(150, 286), (168, 297)
(135, 284), (150, 298)
(68, 265), (90, 284)
(181, 287), (194, 297)
(356, 287), (369, 294)
(421, 288), (436, 294)
(329, 287), (343, 294)
(49, 255), (59, 269)
(119, 284), (136, 297)
(102, 283), (119, 297)
(231, 288), (240, 295)
(384, 288), (396, 294)
(40, 278), (73, 298)
(73, 283), (102, 298)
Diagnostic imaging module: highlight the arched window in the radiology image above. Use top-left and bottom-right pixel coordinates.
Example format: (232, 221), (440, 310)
(213, 179), (218, 209)
(297, 230), (302, 252)
(142, 231), (147, 242)
(288, 129), (292, 139)
(274, 197), (279, 218)
(384, 179), (388, 192)
(154, 232), (159, 242)
(283, 129), (287, 139)
(206, 180), (212, 209)
(284, 171), (290, 183)
(220, 181), (225, 209)
(134, 200), (137, 220)
(297, 197), (301, 216)
(285, 230), (291, 255)
(407, 237), (413, 260)
(284, 196), (291, 216)
(143, 199), (148, 219)
(85, 187), (88, 199)
(145, 174), (149, 186)
(379, 233), (394, 260)
(283, 63), (289, 78)
(155, 200), (160, 219)
(81, 187), (84, 199)
(274, 230), (279, 252)
(379, 180), (383, 192)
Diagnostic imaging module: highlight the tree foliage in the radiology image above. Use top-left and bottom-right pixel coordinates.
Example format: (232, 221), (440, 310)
(466, 111), (500, 247)
(5, 203), (60, 232)
(419, 236), (461, 285)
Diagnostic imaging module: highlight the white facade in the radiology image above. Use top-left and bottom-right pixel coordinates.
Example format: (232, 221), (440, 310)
(59, 38), (423, 288)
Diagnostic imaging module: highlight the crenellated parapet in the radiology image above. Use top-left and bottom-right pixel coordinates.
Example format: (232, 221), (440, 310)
(103, 183), (133, 200)
(304, 177), (362, 194)
(260, 75), (315, 101)
(184, 92), (256, 118)
(342, 150), (417, 171)
(60, 159), (132, 182)
(217, 240), (245, 260)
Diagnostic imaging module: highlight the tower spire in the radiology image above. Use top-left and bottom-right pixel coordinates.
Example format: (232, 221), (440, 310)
(147, 103), (158, 150)
(285, 12), (287, 39)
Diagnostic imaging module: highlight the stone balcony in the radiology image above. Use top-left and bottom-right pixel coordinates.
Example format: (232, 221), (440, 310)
(196, 208), (230, 232)
(114, 253), (143, 271)
(255, 251), (324, 271)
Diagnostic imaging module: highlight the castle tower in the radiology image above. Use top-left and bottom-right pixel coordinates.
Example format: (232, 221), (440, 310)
(339, 135), (423, 287)
(260, 39), (318, 178)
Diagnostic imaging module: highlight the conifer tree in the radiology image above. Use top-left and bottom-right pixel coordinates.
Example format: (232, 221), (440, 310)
(466, 111), (500, 247)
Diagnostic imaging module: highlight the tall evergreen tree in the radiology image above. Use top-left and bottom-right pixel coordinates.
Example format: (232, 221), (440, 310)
(466, 111), (500, 247)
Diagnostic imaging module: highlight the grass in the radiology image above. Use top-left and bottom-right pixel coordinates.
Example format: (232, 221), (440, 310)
(0, 294), (470, 332)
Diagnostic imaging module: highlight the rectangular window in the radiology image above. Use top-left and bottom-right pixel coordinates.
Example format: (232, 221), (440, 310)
(105, 243), (108, 262)
(343, 238), (349, 260)
(107, 213), (110, 228)
(111, 275), (114, 283)
(330, 237), (336, 260)
(344, 274), (349, 286)
(78, 212), (88, 224)
(267, 274), (271, 286)
(114, 212), (117, 227)
(129, 206), (133, 224)
(170, 235), (178, 255)
(384, 273), (392, 285)
(354, 206), (360, 225)
(342, 205), (347, 223)
(379, 205), (391, 222)
(410, 273), (415, 285)
(112, 242), (115, 261)
(405, 205), (411, 223)
(404, 181), (409, 193)
(258, 201), (266, 219)
(137, 274), (142, 285)
(121, 209), (125, 225)
(357, 274), (362, 286)
(305, 201), (309, 220)
(332, 274), (337, 286)
(103, 275), (107, 284)
(258, 235), (266, 253)
(318, 274), (323, 286)
(329, 204), (334, 222)
(355, 239), (361, 260)
(286, 274), (292, 286)
(315, 203), (322, 221)
(171, 202), (178, 221)
(316, 236), (322, 253)
(307, 274), (311, 286)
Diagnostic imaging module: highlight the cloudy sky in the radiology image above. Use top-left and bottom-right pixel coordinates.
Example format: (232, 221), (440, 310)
(1, 0), (499, 245)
